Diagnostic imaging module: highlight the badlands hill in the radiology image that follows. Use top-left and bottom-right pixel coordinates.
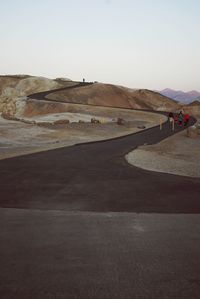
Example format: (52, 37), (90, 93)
(0, 75), (73, 117)
(0, 75), (179, 119)
(182, 103), (200, 118)
(0, 75), (63, 97)
(47, 83), (179, 111)
(188, 100), (200, 107)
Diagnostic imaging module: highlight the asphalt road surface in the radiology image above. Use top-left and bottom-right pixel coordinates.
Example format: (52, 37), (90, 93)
(0, 118), (199, 213)
(0, 90), (200, 298)
(1, 209), (200, 299)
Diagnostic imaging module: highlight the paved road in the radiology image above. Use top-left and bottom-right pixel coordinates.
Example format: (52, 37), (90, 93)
(0, 86), (200, 298)
(0, 116), (199, 213)
(1, 209), (200, 299)
(28, 81), (94, 104)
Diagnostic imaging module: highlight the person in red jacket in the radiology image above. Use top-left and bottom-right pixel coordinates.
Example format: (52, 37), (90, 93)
(184, 114), (190, 126)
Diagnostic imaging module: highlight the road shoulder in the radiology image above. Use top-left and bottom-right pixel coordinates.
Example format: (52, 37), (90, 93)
(126, 125), (200, 178)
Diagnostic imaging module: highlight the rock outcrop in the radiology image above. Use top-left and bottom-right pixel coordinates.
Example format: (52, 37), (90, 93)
(0, 75), (62, 117)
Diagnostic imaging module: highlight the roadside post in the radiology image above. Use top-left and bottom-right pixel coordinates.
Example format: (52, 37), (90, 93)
(172, 118), (175, 131)
(160, 117), (162, 130)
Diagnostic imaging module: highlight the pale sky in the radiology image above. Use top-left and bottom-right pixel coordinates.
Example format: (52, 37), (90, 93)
(1, 0), (200, 90)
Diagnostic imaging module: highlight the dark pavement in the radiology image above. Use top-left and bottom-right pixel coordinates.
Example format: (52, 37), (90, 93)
(1, 210), (200, 299)
(0, 117), (199, 213)
(0, 87), (200, 298)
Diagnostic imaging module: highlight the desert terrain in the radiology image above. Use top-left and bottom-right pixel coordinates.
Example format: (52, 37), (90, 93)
(1, 75), (200, 299)
(126, 105), (200, 178)
(0, 108), (165, 160)
(0, 75), (173, 160)
(1, 75), (199, 178)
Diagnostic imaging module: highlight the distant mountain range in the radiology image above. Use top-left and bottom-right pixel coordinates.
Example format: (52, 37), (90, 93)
(159, 88), (200, 104)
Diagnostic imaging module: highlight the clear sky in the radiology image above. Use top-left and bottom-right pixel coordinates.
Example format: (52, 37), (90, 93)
(0, 0), (200, 90)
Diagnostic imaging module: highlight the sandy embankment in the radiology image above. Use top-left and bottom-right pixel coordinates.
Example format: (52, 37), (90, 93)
(126, 122), (200, 178)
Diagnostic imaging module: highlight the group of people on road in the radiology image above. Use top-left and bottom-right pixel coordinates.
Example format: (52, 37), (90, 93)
(168, 111), (190, 127)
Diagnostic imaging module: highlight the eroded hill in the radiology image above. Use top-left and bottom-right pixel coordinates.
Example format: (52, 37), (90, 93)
(0, 75), (180, 119)
(46, 83), (179, 111)
(0, 75), (72, 116)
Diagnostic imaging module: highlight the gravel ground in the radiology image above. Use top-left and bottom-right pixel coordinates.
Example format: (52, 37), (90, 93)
(0, 109), (162, 160)
(126, 124), (200, 178)
(19, 112), (112, 124)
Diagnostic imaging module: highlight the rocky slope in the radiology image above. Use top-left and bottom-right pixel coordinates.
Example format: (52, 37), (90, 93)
(47, 83), (179, 111)
(0, 75), (72, 116)
(0, 75), (65, 98)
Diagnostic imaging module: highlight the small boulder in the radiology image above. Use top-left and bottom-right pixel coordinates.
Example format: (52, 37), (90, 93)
(1, 112), (17, 121)
(54, 119), (70, 125)
(187, 126), (198, 138)
(117, 118), (125, 125)
(91, 118), (100, 124)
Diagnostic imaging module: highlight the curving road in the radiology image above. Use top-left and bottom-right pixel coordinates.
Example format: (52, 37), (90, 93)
(0, 84), (200, 298)
(28, 81), (96, 106)
(1, 82), (199, 212)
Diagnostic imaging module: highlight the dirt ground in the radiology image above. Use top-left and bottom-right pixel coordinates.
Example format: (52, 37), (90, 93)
(126, 121), (200, 178)
(0, 109), (164, 160)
